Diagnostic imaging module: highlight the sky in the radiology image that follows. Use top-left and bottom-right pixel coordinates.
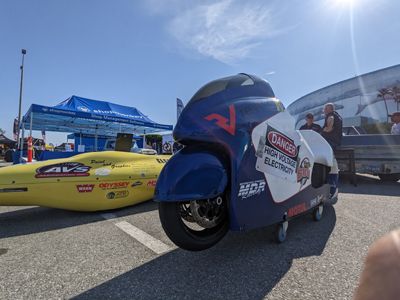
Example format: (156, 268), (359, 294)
(1, 0), (399, 144)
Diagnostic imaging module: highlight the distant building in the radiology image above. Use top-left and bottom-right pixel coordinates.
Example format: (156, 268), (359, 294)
(287, 65), (400, 128)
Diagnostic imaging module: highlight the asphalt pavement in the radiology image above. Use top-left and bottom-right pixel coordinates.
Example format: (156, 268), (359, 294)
(0, 175), (399, 300)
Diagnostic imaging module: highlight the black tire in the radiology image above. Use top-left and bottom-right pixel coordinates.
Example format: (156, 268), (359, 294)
(378, 173), (400, 182)
(158, 200), (229, 251)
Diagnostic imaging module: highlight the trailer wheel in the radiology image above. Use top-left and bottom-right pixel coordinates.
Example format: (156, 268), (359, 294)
(312, 205), (323, 222)
(378, 173), (400, 182)
(275, 221), (288, 243)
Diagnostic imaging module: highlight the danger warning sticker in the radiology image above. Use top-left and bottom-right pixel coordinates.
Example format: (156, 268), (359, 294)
(256, 125), (299, 181)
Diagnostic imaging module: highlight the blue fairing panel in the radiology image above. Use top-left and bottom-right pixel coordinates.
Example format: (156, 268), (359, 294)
(154, 149), (228, 202)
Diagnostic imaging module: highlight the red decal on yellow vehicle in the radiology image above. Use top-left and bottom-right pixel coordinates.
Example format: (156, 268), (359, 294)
(99, 182), (129, 190)
(76, 184), (95, 193)
(147, 180), (157, 187)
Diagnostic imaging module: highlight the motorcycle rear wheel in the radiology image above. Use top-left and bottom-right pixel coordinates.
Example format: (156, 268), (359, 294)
(158, 197), (228, 251)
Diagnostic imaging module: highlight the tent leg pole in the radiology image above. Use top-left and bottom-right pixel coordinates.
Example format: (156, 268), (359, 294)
(20, 125), (25, 163)
(29, 112), (33, 138)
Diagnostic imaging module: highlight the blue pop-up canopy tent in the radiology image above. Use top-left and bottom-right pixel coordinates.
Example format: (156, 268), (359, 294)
(22, 95), (173, 136)
(16, 96), (172, 161)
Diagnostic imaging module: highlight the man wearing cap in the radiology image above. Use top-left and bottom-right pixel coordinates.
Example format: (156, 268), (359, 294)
(299, 113), (322, 132)
(391, 112), (400, 135)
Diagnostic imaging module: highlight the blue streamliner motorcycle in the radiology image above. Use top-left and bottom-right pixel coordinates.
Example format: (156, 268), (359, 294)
(155, 74), (336, 251)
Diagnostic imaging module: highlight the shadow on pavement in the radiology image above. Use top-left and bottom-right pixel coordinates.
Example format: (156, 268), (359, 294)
(340, 174), (400, 196)
(0, 201), (158, 239)
(74, 206), (337, 300)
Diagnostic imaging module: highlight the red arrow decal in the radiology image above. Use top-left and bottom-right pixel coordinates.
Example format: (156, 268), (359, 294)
(204, 104), (236, 135)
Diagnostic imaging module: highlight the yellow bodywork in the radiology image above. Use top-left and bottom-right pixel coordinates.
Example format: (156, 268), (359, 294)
(0, 151), (170, 211)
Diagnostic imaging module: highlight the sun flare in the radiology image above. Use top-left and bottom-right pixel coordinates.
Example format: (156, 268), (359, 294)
(334, 0), (357, 8)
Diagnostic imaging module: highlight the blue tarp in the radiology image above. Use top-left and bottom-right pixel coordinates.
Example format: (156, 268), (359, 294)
(22, 95), (173, 136)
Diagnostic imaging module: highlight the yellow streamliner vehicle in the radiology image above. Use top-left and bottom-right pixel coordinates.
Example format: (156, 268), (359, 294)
(0, 151), (170, 211)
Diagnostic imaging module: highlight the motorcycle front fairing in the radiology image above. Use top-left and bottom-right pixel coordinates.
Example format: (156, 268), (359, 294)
(154, 147), (228, 201)
(155, 73), (332, 232)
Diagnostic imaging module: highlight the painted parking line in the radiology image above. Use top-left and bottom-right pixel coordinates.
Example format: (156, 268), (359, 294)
(101, 213), (172, 255)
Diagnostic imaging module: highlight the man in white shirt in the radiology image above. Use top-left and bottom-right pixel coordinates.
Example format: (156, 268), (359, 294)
(391, 112), (400, 134)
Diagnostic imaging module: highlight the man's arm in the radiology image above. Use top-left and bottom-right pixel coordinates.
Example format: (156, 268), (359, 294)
(323, 116), (334, 132)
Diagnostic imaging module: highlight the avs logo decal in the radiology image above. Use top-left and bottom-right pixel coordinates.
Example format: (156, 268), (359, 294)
(35, 162), (91, 178)
(296, 157), (311, 188)
(76, 184), (95, 193)
(238, 180), (266, 199)
(204, 104), (236, 135)
(267, 130), (298, 158)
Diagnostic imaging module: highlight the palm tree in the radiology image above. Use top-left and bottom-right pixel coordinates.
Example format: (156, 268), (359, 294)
(0, 128), (5, 135)
(377, 88), (391, 123)
(391, 86), (400, 111)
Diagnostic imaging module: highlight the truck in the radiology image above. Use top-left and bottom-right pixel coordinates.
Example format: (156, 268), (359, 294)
(338, 134), (400, 182)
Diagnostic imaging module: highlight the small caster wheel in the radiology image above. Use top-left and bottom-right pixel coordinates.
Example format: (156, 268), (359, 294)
(312, 205), (323, 222)
(275, 221), (288, 243)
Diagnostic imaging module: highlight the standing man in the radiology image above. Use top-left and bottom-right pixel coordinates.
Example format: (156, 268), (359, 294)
(321, 103), (343, 150)
(321, 103), (343, 204)
(299, 113), (322, 132)
(391, 112), (400, 134)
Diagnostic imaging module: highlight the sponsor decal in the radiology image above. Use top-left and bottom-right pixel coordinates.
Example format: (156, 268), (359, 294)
(0, 187), (28, 193)
(238, 180), (266, 199)
(162, 143), (172, 153)
(76, 184), (95, 193)
(95, 168), (111, 176)
(35, 162), (91, 178)
(99, 182), (129, 190)
(156, 158), (169, 164)
(204, 104), (236, 135)
(77, 106), (91, 112)
(110, 163), (131, 169)
(287, 202), (307, 218)
(147, 180), (157, 187)
(310, 194), (324, 207)
(256, 125), (299, 181)
(267, 130), (298, 158)
(131, 181), (143, 187)
(90, 159), (112, 166)
(106, 190), (129, 199)
(296, 157), (311, 188)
